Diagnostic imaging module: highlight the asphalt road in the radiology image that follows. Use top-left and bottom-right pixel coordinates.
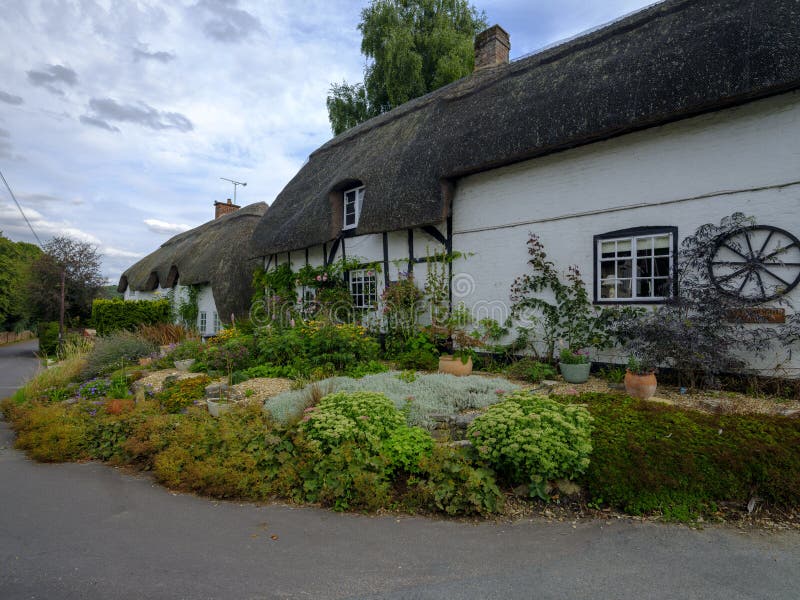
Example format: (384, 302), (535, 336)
(0, 338), (40, 396)
(1, 341), (799, 599)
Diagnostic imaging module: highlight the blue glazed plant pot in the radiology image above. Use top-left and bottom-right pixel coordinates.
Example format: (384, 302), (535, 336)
(559, 362), (591, 384)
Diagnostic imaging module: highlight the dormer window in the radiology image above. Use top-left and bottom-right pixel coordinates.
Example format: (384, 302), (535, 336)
(343, 186), (364, 230)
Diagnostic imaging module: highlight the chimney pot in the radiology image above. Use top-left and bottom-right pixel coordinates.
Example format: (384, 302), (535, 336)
(474, 25), (510, 71)
(227, 198), (232, 205)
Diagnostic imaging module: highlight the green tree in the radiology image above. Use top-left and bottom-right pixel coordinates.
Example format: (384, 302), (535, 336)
(327, 0), (487, 135)
(0, 233), (42, 331)
(27, 236), (105, 325)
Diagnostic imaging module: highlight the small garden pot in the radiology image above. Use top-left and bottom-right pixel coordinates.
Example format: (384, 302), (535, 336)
(624, 370), (657, 400)
(206, 398), (233, 418)
(559, 362), (591, 384)
(438, 355), (473, 376)
(174, 359), (195, 372)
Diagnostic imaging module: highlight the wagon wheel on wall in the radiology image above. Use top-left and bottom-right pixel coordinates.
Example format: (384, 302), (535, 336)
(708, 225), (800, 303)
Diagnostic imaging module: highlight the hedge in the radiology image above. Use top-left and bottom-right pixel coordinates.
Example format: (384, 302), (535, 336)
(91, 299), (172, 335)
(37, 321), (60, 356)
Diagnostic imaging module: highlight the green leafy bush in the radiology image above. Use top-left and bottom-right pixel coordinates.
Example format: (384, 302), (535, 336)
(577, 393), (800, 519)
(300, 391), (404, 452)
(255, 320), (381, 377)
(266, 372), (520, 428)
(199, 336), (256, 373)
(83, 331), (156, 378)
(241, 364), (300, 379)
(383, 426), (433, 473)
(408, 445), (504, 516)
(37, 321), (60, 356)
(468, 392), (593, 491)
(157, 375), (212, 413)
(91, 298), (172, 335)
(505, 358), (557, 383)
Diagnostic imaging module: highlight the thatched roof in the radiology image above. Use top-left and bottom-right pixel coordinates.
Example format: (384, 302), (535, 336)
(252, 0), (800, 256)
(118, 202), (267, 322)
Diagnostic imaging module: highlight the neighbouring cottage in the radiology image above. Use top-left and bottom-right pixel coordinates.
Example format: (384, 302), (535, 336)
(251, 0), (800, 375)
(119, 201), (267, 335)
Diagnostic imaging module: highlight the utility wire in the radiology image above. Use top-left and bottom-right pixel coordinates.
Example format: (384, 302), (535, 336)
(0, 167), (43, 248)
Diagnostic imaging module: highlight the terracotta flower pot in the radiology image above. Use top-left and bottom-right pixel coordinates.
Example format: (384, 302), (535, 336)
(624, 370), (657, 400)
(438, 355), (473, 376)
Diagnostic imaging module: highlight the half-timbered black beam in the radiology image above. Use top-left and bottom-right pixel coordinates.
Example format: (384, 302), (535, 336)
(420, 225), (447, 247)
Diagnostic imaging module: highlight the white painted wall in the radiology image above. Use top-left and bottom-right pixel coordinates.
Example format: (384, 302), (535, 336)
(452, 90), (800, 375)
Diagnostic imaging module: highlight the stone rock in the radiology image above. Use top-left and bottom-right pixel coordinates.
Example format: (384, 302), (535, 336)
(554, 479), (582, 496)
(646, 396), (675, 406)
(452, 414), (478, 428)
(780, 408), (800, 418)
(512, 484), (530, 498)
(448, 440), (473, 449)
(430, 429), (451, 442)
(428, 414), (451, 423)
(163, 374), (180, 387)
(205, 382), (243, 401)
(699, 398), (724, 413)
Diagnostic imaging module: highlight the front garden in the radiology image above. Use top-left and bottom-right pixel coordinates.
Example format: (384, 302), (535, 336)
(2, 213), (800, 525)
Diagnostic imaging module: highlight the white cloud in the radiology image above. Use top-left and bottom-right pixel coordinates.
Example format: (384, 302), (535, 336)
(144, 218), (191, 235)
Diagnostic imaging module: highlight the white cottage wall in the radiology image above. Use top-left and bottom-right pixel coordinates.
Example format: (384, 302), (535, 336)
(452, 90), (800, 375)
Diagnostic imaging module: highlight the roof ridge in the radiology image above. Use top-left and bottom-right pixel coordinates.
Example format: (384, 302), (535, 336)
(314, 0), (688, 156)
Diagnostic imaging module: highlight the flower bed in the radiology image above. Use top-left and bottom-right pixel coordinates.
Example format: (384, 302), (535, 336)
(264, 372), (521, 428)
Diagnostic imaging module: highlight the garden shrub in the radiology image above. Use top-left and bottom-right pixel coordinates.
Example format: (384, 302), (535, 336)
(37, 321), (60, 356)
(576, 393), (800, 519)
(152, 405), (301, 500)
(300, 391), (404, 453)
(383, 425), (434, 474)
(407, 444), (504, 516)
(255, 321), (381, 377)
(83, 331), (156, 378)
(505, 358), (557, 383)
(468, 392), (593, 493)
(157, 375), (212, 413)
(240, 364), (300, 379)
(12, 402), (90, 462)
(266, 372), (519, 428)
(91, 298), (172, 335)
(199, 335), (256, 373)
(136, 323), (192, 346)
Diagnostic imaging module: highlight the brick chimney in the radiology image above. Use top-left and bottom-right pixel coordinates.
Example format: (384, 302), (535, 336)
(474, 25), (510, 71)
(214, 198), (240, 219)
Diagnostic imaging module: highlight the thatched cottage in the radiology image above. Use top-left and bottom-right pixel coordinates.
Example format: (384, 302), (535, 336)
(119, 201), (267, 334)
(250, 0), (800, 375)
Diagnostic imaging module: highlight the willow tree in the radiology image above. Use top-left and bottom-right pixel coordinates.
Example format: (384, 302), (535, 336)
(327, 0), (487, 135)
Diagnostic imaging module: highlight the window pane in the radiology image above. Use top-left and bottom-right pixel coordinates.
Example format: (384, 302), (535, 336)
(601, 261), (615, 278)
(617, 240), (632, 256)
(637, 258), (652, 277)
(617, 279), (632, 298)
(654, 235), (670, 254)
(601, 241), (615, 258)
(636, 279), (652, 297)
(654, 278), (671, 297)
(654, 256), (670, 276)
(600, 279), (615, 298)
(617, 259), (632, 278)
(636, 237), (653, 257)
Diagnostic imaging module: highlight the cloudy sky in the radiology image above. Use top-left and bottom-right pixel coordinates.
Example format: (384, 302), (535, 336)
(0, 0), (658, 282)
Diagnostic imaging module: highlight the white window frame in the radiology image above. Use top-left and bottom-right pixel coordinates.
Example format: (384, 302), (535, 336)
(199, 311), (207, 333)
(595, 228), (676, 304)
(343, 186), (365, 230)
(348, 268), (378, 309)
(213, 312), (220, 333)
